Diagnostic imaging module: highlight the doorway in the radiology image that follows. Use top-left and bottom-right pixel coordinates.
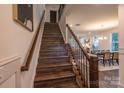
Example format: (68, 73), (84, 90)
(50, 10), (57, 23)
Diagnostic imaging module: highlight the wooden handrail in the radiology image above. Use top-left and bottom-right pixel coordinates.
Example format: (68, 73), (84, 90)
(66, 24), (99, 88)
(21, 11), (45, 71)
(66, 24), (90, 61)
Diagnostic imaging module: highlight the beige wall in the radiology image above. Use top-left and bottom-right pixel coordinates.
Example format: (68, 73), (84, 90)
(97, 28), (118, 50)
(119, 4), (124, 87)
(0, 4), (44, 65)
(0, 4), (45, 87)
(76, 27), (118, 51)
(59, 5), (71, 43)
(59, 13), (66, 42)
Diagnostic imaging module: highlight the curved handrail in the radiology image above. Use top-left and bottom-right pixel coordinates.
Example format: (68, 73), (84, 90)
(66, 24), (91, 61)
(21, 11), (45, 71)
(66, 24), (99, 88)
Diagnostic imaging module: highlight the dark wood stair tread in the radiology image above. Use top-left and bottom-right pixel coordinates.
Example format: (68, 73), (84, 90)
(34, 80), (79, 88)
(35, 71), (75, 82)
(34, 22), (79, 88)
(41, 44), (66, 47)
(41, 42), (64, 45)
(38, 56), (69, 63)
(43, 33), (62, 35)
(42, 39), (63, 41)
(53, 81), (79, 88)
(40, 50), (67, 53)
(40, 49), (66, 52)
(37, 62), (71, 69)
(42, 36), (63, 38)
(39, 52), (67, 57)
(39, 56), (69, 59)
(41, 45), (66, 49)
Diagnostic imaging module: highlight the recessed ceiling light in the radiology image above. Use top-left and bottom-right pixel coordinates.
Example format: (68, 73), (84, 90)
(101, 24), (104, 27)
(104, 36), (107, 40)
(75, 24), (80, 26)
(70, 24), (73, 27)
(88, 32), (91, 34)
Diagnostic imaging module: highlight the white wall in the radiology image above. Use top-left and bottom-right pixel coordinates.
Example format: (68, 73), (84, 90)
(0, 4), (45, 87)
(119, 4), (124, 87)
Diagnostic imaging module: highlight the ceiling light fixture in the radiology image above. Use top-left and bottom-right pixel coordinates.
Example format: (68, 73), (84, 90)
(75, 24), (80, 26)
(103, 36), (107, 40)
(101, 24), (104, 27)
(88, 32), (91, 34)
(70, 24), (73, 27)
(98, 37), (103, 40)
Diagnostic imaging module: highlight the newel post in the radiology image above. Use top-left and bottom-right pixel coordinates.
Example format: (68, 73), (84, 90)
(89, 55), (99, 88)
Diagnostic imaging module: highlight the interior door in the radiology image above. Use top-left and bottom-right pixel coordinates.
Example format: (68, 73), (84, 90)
(50, 11), (57, 23)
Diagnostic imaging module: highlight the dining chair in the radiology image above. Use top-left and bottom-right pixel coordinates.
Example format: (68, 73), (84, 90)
(112, 52), (119, 65)
(103, 52), (111, 66)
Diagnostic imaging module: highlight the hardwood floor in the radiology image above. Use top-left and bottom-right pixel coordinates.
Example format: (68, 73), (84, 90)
(99, 69), (119, 88)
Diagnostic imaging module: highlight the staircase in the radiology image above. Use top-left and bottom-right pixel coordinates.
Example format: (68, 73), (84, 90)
(34, 22), (79, 88)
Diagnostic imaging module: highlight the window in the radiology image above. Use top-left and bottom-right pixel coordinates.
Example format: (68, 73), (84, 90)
(111, 32), (119, 51)
(92, 35), (100, 51)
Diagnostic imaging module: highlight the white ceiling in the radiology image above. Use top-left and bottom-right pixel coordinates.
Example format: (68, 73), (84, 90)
(66, 4), (118, 33)
(46, 4), (60, 10)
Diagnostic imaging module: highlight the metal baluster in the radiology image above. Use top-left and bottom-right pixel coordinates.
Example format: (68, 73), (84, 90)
(86, 59), (88, 87)
(78, 48), (80, 72)
(77, 44), (79, 70)
(79, 48), (81, 73)
(66, 25), (98, 88)
(81, 51), (83, 80)
(76, 42), (78, 68)
(87, 60), (90, 87)
(74, 39), (76, 65)
(83, 55), (86, 87)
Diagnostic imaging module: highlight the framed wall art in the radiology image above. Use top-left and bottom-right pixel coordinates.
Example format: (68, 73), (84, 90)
(13, 4), (33, 31)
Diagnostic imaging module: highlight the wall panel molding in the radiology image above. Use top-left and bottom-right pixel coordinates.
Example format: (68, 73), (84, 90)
(0, 55), (21, 88)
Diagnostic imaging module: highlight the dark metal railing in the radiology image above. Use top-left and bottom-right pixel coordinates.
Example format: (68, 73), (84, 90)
(66, 24), (99, 88)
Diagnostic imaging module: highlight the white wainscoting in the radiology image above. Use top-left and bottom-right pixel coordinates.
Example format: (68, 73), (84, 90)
(119, 47), (124, 88)
(119, 47), (124, 55)
(0, 56), (21, 88)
